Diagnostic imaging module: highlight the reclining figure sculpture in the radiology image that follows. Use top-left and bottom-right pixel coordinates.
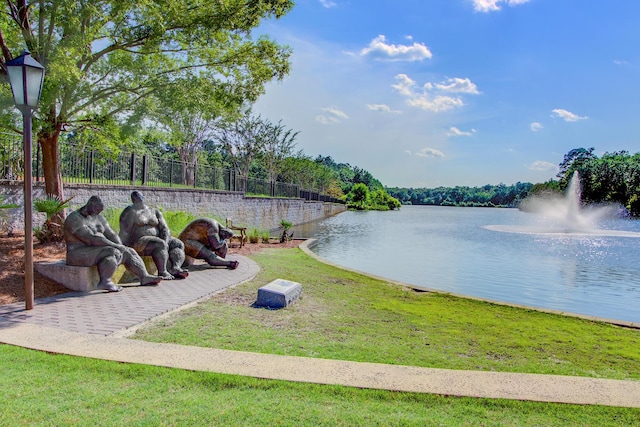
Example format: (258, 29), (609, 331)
(178, 218), (239, 269)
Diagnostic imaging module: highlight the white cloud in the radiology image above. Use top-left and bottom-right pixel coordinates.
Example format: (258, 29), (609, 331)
(360, 35), (432, 62)
(614, 59), (629, 66)
(472, 0), (531, 12)
(551, 108), (588, 122)
(408, 96), (464, 112)
(319, 0), (337, 8)
(391, 74), (416, 96)
(447, 126), (475, 137)
(315, 116), (335, 125)
(407, 147), (446, 158)
(392, 74), (480, 112)
(367, 104), (400, 113)
(435, 77), (480, 94)
(528, 160), (557, 171)
(316, 106), (349, 124)
(530, 122), (543, 131)
(322, 107), (348, 119)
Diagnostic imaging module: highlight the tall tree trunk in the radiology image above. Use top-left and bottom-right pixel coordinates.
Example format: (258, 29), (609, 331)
(37, 125), (65, 224)
(38, 128), (64, 199)
(178, 148), (196, 186)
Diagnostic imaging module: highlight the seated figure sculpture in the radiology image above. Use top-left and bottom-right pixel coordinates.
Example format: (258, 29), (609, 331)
(64, 195), (163, 292)
(119, 191), (188, 280)
(178, 218), (239, 269)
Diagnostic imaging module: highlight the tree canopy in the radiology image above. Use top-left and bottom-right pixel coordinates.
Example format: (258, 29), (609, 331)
(1, 0), (294, 199)
(387, 183), (532, 208)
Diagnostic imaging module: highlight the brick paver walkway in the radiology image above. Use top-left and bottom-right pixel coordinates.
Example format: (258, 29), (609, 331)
(0, 254), (257, 335)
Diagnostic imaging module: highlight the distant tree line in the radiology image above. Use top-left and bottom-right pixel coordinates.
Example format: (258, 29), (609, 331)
(386, 183), (533, 208)
(533, 148), (640, 216)
(386, 147), (640, 216)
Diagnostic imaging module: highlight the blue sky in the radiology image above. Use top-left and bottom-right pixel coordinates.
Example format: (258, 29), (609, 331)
(253, 0), (640, 188)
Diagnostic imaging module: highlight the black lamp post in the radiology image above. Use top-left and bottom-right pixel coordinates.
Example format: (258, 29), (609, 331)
(5, 50), (45, 310)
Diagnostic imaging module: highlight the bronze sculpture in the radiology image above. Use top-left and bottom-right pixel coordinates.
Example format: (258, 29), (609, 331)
(119, 191), (188, 280)
(64, 195), (163, 292)
(178, 218), (239, 269)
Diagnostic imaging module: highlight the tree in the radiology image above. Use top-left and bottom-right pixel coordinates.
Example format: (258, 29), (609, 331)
(149, 77), (233, 186)
(277, 154), (344, 196)
(352, 166), (383, 191)
(370, 188), (401, 210)
(214, 112), (270, 190)
(349, 183), (369, 208)
(260, 119), (299, 184)
(557, 147), (596, 180)
(0, 0), (294, 202)
(582, 151), (629, 205)
(280, 154), (314, 188)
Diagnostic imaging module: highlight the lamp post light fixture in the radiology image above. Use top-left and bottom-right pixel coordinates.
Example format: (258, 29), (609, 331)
(5, 50), (45, 310)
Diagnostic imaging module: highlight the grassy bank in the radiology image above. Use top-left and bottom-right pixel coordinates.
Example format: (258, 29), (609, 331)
(135, 247), (640, 380)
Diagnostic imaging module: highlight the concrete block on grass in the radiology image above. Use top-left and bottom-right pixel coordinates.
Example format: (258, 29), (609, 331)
(256, 279), (302, 309)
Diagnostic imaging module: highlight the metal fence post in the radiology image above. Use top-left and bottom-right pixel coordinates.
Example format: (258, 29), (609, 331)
(35, 143), (40, 182)
(142, 154), (147, 186)
(89, 150), (95, 184)
(130, 153), (136, 185)
(193, 163), (197, 188)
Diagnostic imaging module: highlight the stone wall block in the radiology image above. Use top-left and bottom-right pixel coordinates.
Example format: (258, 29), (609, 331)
(1, 182), (346, 232)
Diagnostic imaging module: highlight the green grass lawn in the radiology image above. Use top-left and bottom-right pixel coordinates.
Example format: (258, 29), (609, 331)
(1, 344), (639, 426)
(134, 247), (640, 381)
(2, 247), (640, 425)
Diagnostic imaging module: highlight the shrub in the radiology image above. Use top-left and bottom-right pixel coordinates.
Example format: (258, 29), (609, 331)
(248, 228), (260, 244)
(33, 195), (74, 242)
(161, 210), (199, 236)
(279, 219), (293, 243)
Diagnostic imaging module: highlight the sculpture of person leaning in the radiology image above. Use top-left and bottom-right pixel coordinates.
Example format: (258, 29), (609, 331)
(64, 195), (163, 292)
(178, 218), (239, 269)
(119, 191), (189, 280)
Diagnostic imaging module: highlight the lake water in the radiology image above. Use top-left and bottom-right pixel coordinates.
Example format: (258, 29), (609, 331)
(293, 205), (640, 324)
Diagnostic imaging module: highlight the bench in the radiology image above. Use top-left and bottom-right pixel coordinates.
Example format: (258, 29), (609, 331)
(226, 218), (247, 247)
(35, 257), (157, 292)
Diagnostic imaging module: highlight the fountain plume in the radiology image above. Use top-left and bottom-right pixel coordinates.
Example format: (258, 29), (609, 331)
(518, 171), (619, 232)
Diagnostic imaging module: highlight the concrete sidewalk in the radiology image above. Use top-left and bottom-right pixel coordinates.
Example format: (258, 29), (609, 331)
(1, 252), (639, 408)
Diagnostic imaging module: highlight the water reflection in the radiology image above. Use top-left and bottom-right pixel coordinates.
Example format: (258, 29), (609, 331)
(294, 205), (640, 323)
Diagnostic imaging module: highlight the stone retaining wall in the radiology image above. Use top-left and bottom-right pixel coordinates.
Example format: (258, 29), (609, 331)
(0, 182), (346, 232)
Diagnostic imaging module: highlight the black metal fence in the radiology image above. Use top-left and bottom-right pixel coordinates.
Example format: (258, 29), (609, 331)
(0, 133), (23, 180)
(0, 133), (343, 203)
